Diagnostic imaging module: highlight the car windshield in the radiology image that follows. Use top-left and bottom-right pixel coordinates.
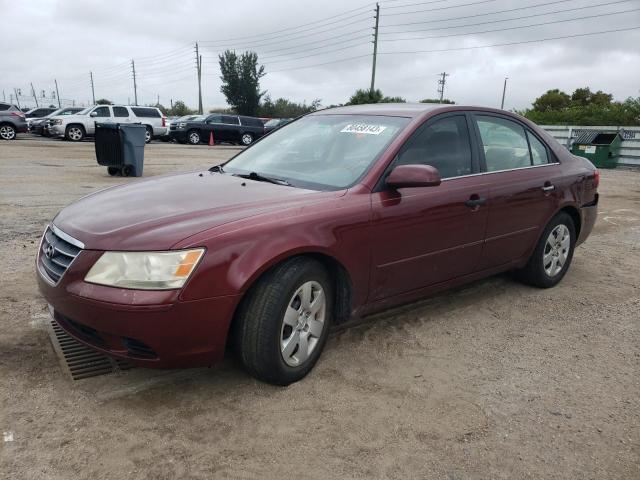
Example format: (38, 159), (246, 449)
(264, 119), (280, 127)
(223, 114), (410, 190)
(75, 107), (92, 115)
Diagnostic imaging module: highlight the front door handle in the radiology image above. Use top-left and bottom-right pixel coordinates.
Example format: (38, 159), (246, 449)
(542, 183), (555, 193)
(465, 195), (487, 208)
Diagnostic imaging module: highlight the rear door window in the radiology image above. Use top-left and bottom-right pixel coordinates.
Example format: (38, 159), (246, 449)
(206, 115), (222, 124)
(475, 116), (531, 171)
(222, 115), (239, 125)
(113, 106), (129, 118)
(0, 104), (10, 111)
(395, 115), (473, 179)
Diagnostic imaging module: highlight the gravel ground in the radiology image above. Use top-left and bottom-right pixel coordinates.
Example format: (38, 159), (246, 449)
(0, 137), (638, 479)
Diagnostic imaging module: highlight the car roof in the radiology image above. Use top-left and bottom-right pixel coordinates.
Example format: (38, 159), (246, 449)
(311, 103), (508, 118)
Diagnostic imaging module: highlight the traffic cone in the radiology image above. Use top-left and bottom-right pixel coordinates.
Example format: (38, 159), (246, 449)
(209, 132), (215, 146)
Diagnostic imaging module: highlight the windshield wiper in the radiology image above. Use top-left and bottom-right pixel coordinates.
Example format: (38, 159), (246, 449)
(232, 171), (291, 186)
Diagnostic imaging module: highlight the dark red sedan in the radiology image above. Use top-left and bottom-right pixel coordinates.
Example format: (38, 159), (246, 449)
(37, 104), (599, 385)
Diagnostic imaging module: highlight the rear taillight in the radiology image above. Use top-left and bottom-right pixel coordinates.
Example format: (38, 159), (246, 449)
(162, 117), (166, 127)
(593, 169), (600, 189)
(11, 112), (25, 119)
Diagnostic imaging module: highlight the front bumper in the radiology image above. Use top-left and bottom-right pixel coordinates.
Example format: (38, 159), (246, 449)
(37, 249), (240, 368)
(168, 129), (188, 142)
(48, 124), (65, 137)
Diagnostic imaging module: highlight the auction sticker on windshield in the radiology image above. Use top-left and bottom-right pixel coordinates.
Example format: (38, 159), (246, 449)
(340, 124), (387, 135)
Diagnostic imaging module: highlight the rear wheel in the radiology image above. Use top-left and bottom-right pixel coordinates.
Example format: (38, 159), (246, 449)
(144, 126), (153, 144)
(234, 257), (332, 385)
(121, 165), (133, 177)
(0, 124), (16, 140)
(187, 130), (201, 145)
(107, 167), (120, 176)
(65, 125), (85, 142)
(241, 133), (254, 146)
(516, 212), (576, 288)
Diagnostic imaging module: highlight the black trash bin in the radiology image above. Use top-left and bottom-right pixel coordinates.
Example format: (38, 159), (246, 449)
(94, 123), (145, 177)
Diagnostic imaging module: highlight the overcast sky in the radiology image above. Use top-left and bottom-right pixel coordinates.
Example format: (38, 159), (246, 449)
(2, 0), (639, 112)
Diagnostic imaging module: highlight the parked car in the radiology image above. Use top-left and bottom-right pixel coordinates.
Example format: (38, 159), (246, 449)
(162, 115), (204, 142)
(263, 118), (292, 134)
(37, 104), (599, 385)
(25, 107), (58, 128)
(48, 105), (167, 143)
(30, 107), (84, 136)
(0, 102), (28, 140)
(169, 114), (265, 145)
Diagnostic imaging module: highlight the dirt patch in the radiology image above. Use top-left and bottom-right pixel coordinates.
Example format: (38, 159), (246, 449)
(1, 138), (638, 479)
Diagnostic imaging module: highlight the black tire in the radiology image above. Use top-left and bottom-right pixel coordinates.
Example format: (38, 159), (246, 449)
(121, 165), (133, 177)
(144, 126), (153, 144)
(241, 133), (254, 146)
(65, 125), (85, 142)
(187, 130), (201, 145)
(516, 212), (576, 288)
(234, 257), (333, 386)
(0, 124), (16, 140)
(107, 167), (120, 176)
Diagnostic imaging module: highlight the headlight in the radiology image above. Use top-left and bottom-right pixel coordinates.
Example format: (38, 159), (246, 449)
(84, 249), (205, 290)
(52, 119), (62, 125)
(178, 122), (187, 128)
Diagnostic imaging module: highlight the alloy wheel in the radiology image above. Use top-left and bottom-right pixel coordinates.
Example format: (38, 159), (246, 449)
(0, 125), (16, 140)
(280, 281), (326, 367)
(68, 127), (83, 141)
(189, 132), (200, 144)
(242, 134), (253, 145)
(543, 224), (570, 277)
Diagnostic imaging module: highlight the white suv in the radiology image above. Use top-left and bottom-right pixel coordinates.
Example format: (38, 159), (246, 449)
(48, 105), (167, 143)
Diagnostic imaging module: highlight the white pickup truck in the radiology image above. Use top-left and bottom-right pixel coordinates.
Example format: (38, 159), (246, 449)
(48, 105), (167, 143)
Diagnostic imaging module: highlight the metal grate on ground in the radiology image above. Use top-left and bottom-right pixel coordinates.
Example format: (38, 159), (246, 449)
(47, 319), (133, 380)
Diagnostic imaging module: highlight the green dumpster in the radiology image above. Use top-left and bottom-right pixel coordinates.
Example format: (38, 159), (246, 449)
(570, 131), (622, 169)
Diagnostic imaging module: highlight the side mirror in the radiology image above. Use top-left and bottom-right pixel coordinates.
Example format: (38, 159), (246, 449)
(386, 164), (442, 189)
(90, 111), (98, 117)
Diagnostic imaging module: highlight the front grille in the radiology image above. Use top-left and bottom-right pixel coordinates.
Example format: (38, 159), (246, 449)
(38, 226), (83, 285)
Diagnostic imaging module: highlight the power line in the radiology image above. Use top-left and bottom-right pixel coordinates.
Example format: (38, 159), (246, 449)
(378, 7), (640, 43)
(380, 0), (634, 36)
(198, 3), (373, 43)
(378, 25), (640, 55)
(383, 0), (499, 16)
(379, 0), (575, 30)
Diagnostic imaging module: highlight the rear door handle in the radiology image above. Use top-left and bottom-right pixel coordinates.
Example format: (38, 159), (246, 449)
(542, 184), (555, 192)
(465, 195), (487, 208)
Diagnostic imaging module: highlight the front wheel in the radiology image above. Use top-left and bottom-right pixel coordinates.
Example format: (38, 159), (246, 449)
(65, 125), (85, 142)
(516, 212), (576, 288)
(187, 130), (201, 145)
(241, 133), (254, 146)
(0, 125), (16, 140)
(234, 257), (332, 385)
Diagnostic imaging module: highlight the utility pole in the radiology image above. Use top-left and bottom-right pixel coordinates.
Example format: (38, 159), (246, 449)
(89, 71), (96, 105)
(31, 83), (39, 107)
(157, 94), (160, 106)
(500, 77), (508, 110)
(195, 42), (203, 114)
(131, 60), (138, 106)
(14, 88), (21, 109)
(370, 3), (380, 96)
(2, 90), (5, 102)
(437, 72), (449, 103)
(54, 79), (61, 108)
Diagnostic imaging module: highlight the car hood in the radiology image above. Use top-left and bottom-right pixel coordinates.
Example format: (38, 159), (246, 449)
(53, 171), (341, 251)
